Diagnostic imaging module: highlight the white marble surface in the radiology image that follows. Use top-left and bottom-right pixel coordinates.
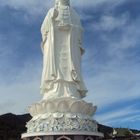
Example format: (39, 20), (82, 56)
(26, 98), (98, 134)
(28, 98), (97, 117)
(22, 131), (104, 138)
(40, 0), (87, 100)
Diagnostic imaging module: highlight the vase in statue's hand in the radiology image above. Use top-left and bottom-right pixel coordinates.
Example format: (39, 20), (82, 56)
(58, 23), (71, 30)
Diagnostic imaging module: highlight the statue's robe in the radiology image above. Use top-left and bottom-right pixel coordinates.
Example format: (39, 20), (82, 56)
(40, 7), (87, 100)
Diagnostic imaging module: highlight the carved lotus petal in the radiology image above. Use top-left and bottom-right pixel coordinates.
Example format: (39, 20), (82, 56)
(28, 105), (37, 116)
(42, 101), (46, 110)
(70, 101), (82, 113)
(65, 113), (72, 118)
(45, 101), (56, 113)
(66, 113), (77, 119)
(81, 103), (90, 115)
(89, 105), (97, 116)
(85, 103), (93, 114)
(57, 101), (69, 113)
(41, 113), (51, 119)
(32, 115), (41, 121)
(82, 115), (90, 120)
(53, 113), (64, 118)
(77, 114), (83, 119)
(35, 103), (43, 114)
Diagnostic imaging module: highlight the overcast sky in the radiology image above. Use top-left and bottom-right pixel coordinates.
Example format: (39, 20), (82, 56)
(0, 0), (140, 130)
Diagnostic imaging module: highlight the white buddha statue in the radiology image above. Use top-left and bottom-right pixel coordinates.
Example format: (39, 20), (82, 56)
(40, 0), (87, 100)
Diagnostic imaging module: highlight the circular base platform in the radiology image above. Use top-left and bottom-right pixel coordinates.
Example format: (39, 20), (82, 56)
(22, 131), (104, 138)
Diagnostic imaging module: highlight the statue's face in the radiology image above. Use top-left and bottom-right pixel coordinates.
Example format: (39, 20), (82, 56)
(55, 0), (59, 8)
(60, 0), (70, 6)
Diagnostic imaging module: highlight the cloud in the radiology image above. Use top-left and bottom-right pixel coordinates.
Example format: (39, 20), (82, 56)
(96, 105), (140, 123)
(0, 101), (16, 114)
(0, 0), (127, 17)
(72, 0), (127, 9)
(0, 0), (52, 16)
(84, 62), (140, 106)
(0, 81), (41, 115)
(82, 7), (140, 107)
(0, 31), (42, 114)
(101, 19), (140, 60)
(95, 105), (140, 128)
(94, 13), (129, 31)
(87, 10), (140, 62)
(0, 58), (42, 114)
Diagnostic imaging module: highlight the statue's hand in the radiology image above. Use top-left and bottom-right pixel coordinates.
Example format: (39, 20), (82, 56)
(58, 23), (71, 30)
(52, 9), (58, 19)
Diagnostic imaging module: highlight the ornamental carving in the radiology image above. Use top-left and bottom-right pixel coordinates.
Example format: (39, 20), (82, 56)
(28, 98), (97, 117)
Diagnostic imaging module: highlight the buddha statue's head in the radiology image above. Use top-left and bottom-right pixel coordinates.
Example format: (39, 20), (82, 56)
(59, 0), (70, 6)
(55, 0), (59, 8)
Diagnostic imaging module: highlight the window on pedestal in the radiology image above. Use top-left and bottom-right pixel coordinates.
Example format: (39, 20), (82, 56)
(85, 137), (93, 140)
(56, 136), (71, 140)
(33, 137), (42, 140)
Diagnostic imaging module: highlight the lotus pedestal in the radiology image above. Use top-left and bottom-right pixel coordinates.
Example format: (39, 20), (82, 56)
(21, 98), (103, 140)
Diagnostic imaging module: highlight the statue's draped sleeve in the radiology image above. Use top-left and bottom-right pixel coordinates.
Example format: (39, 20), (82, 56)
(40, 8), (57, 86)
(41, 8), (53, 51)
